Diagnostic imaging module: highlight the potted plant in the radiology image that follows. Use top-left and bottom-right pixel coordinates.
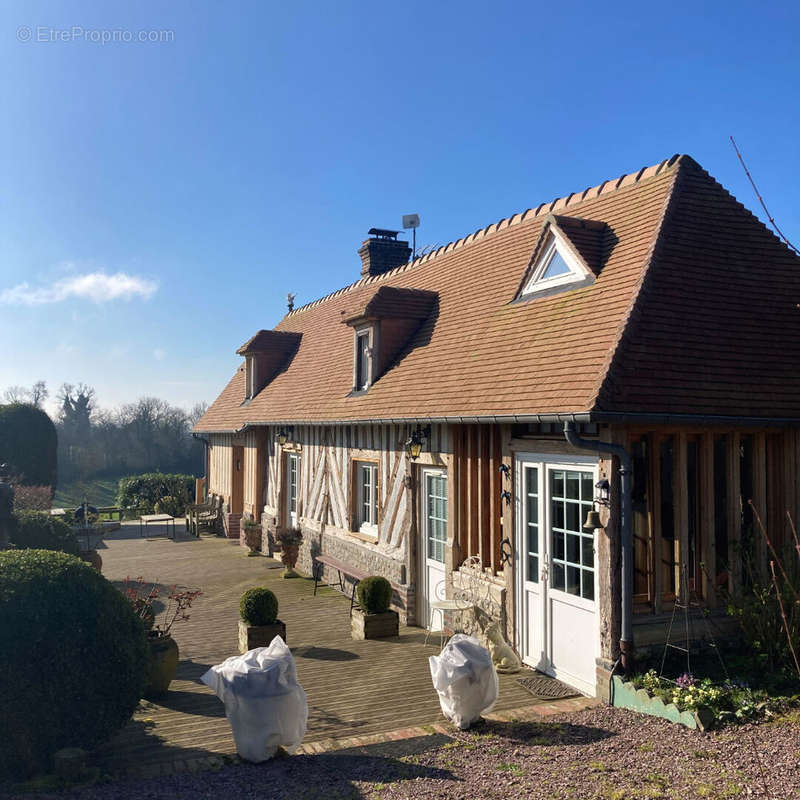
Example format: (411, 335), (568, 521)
(276, 527), (302, 578)
(242, 518), (262, 556)
(125, 576), (202, 698)
(238, 587), (286, 651)
(352, 576), (398, 640)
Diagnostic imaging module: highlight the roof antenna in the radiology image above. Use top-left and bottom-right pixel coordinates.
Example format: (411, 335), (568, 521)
(730, 136), (798, 253)
(287, 292), (296, 312)
(402, 214), (420, 259)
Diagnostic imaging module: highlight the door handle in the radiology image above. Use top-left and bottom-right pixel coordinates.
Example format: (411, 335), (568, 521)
(540, 560), (549, 582)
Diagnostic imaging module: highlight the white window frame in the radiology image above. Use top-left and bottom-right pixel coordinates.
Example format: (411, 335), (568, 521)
(355, 460), (378, 536)
(245, 356), (256, 400)
(354, 329), (372, 391)
(520, 230), (587, 297)
(285, 453), (299, 526)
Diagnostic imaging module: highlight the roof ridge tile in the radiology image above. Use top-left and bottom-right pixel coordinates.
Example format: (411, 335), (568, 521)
(285, 156), (685, 318)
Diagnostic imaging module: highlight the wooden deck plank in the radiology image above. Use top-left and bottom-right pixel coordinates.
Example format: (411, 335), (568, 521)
(94, 526), (544, 774)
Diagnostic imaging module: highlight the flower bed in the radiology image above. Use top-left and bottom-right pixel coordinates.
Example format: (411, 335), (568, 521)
(614, 669), (798, 730)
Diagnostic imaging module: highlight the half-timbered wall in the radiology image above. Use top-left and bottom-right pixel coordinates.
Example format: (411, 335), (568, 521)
(207, 433), (233, 501)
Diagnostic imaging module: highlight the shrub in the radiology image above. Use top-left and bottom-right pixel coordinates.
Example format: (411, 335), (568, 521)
(0, 550), (148, 777)
(10, 510), (79, 556)
(154, 495), (182, 518)
(0, 403), (58, 489)
(357, 576), (392, 615)
(239, 587), (279, 626)
(12, 484), (53, 511)
(116, 473), (194, 514)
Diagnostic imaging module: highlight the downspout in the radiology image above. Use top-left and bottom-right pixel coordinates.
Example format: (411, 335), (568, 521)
(563, 421), (634, 672)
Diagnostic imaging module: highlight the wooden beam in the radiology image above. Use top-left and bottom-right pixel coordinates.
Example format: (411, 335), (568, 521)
(650, 433), (663, 614)
(674, 433), (689, 600)
(700, 433), (715, 605)
(727, 432), (742, 595)
(753, 432), (767, 582)
(476, 425), (485, 567)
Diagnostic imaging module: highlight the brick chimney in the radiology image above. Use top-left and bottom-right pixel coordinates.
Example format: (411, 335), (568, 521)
(358, 228), (412, 278)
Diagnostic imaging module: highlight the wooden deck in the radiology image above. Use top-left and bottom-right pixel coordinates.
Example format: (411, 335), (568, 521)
(94, 525), (544, 775)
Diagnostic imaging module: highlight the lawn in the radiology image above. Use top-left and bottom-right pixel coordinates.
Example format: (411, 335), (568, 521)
(53, 477), (121, 509)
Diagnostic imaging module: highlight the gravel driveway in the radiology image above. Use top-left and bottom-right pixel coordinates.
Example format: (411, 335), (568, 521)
(8, 706), (799, 799)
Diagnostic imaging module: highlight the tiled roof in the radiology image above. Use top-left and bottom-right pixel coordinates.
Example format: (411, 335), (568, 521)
(196, 155), (800, 432)
(236, 329), (302, 355)
(341, 286), (438, 325)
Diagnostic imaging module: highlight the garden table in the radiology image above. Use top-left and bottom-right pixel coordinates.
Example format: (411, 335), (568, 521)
(139, 514), (176, 540)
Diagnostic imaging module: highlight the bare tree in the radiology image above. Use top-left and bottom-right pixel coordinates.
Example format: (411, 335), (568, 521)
(2, 381), (49, 408)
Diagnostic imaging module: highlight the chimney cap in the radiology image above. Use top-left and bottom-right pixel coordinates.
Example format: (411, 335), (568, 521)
(367, 228), (401, 240)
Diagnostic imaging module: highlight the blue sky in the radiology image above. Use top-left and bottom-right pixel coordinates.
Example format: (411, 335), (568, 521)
(1, 0), (798, 416)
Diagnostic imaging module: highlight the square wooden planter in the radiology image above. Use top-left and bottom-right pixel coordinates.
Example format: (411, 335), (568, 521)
(351, 608), (399, 640)
(238, 619), (287, 653)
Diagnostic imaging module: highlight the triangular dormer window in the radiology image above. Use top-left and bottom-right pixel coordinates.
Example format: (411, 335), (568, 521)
(514, 214), (609, 302)
(520, 232), (586, 296)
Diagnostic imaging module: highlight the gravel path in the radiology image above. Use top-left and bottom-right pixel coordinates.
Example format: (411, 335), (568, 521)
(7, 706), (799, 800)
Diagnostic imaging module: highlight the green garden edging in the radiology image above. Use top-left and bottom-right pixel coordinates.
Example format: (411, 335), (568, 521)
(610, 676), (713, 731)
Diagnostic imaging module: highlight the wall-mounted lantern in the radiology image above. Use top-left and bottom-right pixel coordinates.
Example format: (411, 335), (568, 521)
(404, 425), (431, 460)
(276, 426), (294, 446)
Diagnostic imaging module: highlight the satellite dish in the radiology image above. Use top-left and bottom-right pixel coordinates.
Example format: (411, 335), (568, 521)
(402, 213), (420, 229)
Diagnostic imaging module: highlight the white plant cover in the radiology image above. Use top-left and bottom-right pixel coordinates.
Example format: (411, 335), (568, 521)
(428, 633), (499, 730)
(201, 636), (308, 762)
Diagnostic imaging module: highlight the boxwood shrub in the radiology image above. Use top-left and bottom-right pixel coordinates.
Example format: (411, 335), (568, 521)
(239, 587), (279, 626)
(0, 550), (148, 777)
(357, 576), (392, 614)
(10, 510), (79, 556)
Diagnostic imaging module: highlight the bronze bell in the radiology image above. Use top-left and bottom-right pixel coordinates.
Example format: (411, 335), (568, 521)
(583, 509), (603, 530)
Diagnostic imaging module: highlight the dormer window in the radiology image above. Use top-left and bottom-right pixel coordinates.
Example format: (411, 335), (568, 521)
(521, 233), (585, 296)
(354, 328), (372, 392)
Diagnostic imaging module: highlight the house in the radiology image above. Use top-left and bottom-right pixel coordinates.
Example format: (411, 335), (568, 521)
(194, 155), (800, 698)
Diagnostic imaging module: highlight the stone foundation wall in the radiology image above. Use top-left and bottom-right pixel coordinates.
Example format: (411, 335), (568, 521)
(258, 512), (413, 624)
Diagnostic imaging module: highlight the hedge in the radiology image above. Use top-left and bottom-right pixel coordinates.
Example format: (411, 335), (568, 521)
(0, 403), (57, 489)
(10, 511), (79, 556)
(0, 550), (148, 777)
(116, 473), (195, 514)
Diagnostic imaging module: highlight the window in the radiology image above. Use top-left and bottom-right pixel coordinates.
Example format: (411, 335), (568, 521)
(525, 466), (539, 584)
(355, 331), (371, 391)
(286, 453), (299, 526)
(355, 461), (378, 534)
(425, 472), (447, 562)
(550, 469), (595, 600)
(520, 232), (587, 297)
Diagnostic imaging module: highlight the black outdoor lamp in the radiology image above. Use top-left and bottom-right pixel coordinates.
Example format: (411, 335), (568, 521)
(584, 478), (611, 531)
(276, 427), (293, 446)
(404, 425), (431, 460)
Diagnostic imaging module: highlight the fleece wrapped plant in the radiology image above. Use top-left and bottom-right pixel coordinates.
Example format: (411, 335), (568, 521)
(357, 576), (392, 614)
(240, 587), (279, 626)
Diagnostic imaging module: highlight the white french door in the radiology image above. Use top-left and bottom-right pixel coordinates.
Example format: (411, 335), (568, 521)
(419, 468), (447, 630)
(515, 454), (599, 695)
(285, 453), (299, 528)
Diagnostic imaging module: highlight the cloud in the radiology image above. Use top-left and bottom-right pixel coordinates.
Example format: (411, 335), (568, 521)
(153, 348), (167, 361)
(0, 271), (158, 305)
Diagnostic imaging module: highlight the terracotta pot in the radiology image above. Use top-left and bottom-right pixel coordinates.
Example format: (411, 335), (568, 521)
(280, 543), (300, 577)
(144, 634), (179, 698)
(80, 549), (102, 572)
(243, 524), (261, 555)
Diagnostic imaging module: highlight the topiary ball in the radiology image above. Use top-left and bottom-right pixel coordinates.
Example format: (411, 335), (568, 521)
(239, 587), (279, 626)
(0, 550), (148, 778)
(357, 576), (392, 615)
